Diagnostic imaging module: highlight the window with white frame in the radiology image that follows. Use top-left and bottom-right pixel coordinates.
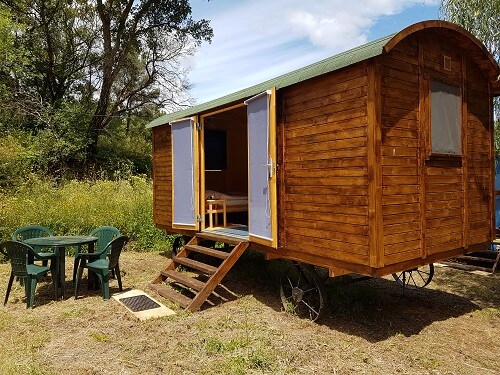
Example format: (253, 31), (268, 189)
(430, 81), (461, 155)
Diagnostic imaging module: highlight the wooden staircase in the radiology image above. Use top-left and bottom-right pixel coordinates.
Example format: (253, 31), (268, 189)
(150, 232), (249, 312)
(441, 249), (500, 274)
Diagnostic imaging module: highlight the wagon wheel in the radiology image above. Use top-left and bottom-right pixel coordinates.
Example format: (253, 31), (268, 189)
(280, 263), (326, 322)
(172, 235), (191, 255)
(392, 263), (434, 289)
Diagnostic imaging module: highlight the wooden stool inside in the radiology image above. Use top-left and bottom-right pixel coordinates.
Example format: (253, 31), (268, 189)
(206, 199), (227, 228)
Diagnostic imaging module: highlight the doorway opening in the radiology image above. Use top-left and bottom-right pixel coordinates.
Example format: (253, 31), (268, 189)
(202, 104), (249, 231)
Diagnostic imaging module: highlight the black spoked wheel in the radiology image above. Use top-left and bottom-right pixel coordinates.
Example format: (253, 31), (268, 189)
(392, 263), (434, 289)
(280, 263), (326, 322)
(172, 235), (190, 255)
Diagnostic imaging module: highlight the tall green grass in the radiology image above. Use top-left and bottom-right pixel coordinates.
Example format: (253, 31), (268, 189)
(0, 176), (173, 252)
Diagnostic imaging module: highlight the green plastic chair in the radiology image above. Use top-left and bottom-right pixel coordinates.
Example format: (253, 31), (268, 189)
(74, 235), (128, 300)
(0, 241), (57, 308)
(12, 225), (57, 269)
(72, 226), (120, 283)
(12, 225), (53, 242)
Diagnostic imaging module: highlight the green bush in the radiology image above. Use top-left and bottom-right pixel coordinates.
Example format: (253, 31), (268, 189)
(0, 101), (153, 182)
(97, 129), (152, 177)
(0, 176), (173, 252)
(0, 135), (38, 190)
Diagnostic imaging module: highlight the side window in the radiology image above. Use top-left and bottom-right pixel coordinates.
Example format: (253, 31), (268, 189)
(430, 81), (461, 155)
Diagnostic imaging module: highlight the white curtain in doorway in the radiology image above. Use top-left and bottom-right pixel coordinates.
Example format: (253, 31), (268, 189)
(171, 118), (196, 227)
(245, 91), (272, 241)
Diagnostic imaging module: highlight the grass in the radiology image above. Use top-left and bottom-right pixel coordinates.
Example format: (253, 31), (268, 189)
(0, 250), (498, 374)
(90, 331), (110, 342)
(0, 176), (173, 252)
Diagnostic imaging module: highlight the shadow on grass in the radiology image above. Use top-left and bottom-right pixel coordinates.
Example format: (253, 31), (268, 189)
(213, 250), (499, 343)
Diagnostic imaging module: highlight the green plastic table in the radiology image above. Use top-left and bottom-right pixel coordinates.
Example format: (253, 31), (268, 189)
(24, 236), (97, 300)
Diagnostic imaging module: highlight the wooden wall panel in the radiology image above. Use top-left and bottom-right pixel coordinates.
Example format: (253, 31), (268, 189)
(379, 35), (422, 265)
(152, 125), (172, 229)
(420, 31), (466, 256)
(380, 29), (493, 265)
(282, 63), (370, 267)
(466, 59), (492, 244)
(425, 161), (464, 255)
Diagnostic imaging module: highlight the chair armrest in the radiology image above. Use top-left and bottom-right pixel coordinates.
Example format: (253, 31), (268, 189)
(29, 247), (54, 261)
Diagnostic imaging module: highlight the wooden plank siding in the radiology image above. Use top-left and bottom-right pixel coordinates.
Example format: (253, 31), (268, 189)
(420, 31), (466, 256)
(466, 58), (492, 245)
(425, 162), (464, 255)
(378, 30), (493, 265)
(152, 125), (173, 229)
(281, 63), (371, 267)
(379, 34), (422, 265)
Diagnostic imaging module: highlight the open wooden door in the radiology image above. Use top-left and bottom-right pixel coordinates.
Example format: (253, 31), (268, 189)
(245, 88), (278, 248)
(170, 117), (200, 231)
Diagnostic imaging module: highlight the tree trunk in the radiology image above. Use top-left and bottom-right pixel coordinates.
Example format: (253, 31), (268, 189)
(86, 0), (114, 163)
(86, 77), (112, 162)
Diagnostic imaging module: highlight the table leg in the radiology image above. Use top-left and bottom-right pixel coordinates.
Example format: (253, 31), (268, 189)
(208, 203), (214, 228)
(57, 247), (65, 299)
(223, 201), (227, 227)
(87, 242), (99, 290)
(50, 255), (58, 301)
(88, 271), (99, 290)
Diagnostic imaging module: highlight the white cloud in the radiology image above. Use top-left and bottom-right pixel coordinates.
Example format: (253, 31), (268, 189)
(284, 0), (438, 49)
(186, 0), (439, 103)
(286, 9), (370, 50)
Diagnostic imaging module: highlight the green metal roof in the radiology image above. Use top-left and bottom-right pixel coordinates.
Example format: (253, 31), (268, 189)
(146, 33), (394, 129)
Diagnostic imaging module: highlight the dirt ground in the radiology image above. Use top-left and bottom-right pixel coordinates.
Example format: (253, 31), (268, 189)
(0, 249), (498, 375)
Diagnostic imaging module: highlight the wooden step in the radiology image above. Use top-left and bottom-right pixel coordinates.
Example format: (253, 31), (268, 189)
(196, 231), (245, 245)
(151, 235), (249, 313)
(149, 283), (192, 308)
(173, 255), (218, 275)
(440, 261), (494, 273)
(459, 255), (495, 263)
(467, 250), (499, 259)
(187, 240), (249, 311)
(185, 244), (230, 259)
(161, 270), (206, 291)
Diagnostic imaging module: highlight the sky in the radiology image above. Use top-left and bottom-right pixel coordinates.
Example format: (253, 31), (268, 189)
(187, 0), (440, 104)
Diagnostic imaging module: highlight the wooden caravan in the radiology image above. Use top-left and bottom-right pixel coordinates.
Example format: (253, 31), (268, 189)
(148, 21), (500, 319)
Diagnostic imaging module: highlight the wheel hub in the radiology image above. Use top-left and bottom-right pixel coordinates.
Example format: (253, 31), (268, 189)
(291, 287), (304, 303)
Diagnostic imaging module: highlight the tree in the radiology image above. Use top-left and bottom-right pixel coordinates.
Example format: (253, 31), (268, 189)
(440, 0), (500, 150)
(0, 1), (97, 106)
(1, 0), (213, 163)
(440, 0), (499, 63)
(0, 4), (43, 130)
(88, 0), (212, 160)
